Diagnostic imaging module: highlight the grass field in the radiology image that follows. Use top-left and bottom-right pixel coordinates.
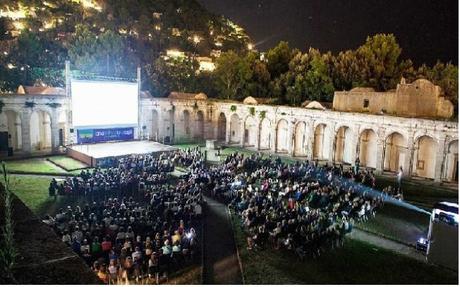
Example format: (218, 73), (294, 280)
(358, 203), (430, 245)
(375, 175), (458, 208)
(3, 155), (89, 175)
(231, 215), (457, 284)
(4, 158), (65, 174)
(47, 155), (88, 170)
(4, 175), (84, 216)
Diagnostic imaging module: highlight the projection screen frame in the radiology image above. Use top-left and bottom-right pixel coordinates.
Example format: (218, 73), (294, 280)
(70, 79), (140, 129)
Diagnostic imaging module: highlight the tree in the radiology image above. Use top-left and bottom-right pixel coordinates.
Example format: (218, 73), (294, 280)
(68, 25), (137, 77)
(279, 48), (334, 106)
(266, 41), (295, 79)
(356, 34), (405, 91)
(416, 62), (458, 115)
(330, 50), (365, 91)
(245, 51), (270, 98)
(214, 50), (252, 100)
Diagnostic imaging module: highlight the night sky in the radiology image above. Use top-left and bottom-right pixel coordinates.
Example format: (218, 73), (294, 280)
(198, 0), (458, 66)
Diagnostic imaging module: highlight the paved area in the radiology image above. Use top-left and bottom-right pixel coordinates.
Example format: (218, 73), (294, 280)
(348, 229), (426, 262)
(202, 196), (243, 284)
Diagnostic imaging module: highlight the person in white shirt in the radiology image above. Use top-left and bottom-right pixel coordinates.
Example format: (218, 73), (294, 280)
(397, 166), (403, 191)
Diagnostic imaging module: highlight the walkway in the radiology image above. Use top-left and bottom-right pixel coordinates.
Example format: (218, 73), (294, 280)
(348, 229), (426, 262)
(202, 196), (243, 284)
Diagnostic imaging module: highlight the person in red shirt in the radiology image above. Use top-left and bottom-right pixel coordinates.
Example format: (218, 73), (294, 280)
(101, 237), (113, 259)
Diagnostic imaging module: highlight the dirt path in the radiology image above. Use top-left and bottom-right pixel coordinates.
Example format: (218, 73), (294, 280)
(202, 196), (243, 284)
(348, 229), (426, 262)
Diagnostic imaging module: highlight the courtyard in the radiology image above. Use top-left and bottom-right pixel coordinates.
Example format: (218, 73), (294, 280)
(1, 144), (457, 284)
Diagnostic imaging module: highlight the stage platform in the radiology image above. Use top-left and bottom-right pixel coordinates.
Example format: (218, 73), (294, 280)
(67, 141), (178, 167)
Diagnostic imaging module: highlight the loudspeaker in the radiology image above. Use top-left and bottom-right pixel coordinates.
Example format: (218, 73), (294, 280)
(7, 147), (13, 156)
(70, 128), (74, 133)
(0, 132), (8, 151)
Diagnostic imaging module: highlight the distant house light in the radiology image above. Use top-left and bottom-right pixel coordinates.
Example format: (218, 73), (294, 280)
(166, 49), (185, 59)
(198, 58), (215, 72)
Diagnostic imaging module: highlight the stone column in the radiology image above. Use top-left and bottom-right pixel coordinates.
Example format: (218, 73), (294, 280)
(225, 115), (231, 144)
(254, 121), (261, 150)
(50, 110), (60, 153)
(306, 122), (315, 160)
(403, 138), (415, 177)
(21, 109), (31, 154)
(270, 125), (277, 153)
(434, 137), (447, 182)
(374, 128), (386, 174)
(328, 124), (336, 163)
(240, 119), (245, 147)
(288, 121), (295, 156)
(348, 129), (359, 164)
(375, 139), (385, 174)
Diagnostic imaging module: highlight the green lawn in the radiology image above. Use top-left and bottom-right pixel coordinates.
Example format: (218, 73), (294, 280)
(3, 175), (82, 216)
(375, 175), (458, 208)
(47, 155), (88, 170)
(3, 156), (91, 176)
(3, 158), (64, 174)
(231, 215), (457, 284)
(358, 203), (430, 245)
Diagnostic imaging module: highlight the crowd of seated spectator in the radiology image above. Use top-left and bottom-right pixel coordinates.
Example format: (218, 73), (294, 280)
(45, 146), (388, 281)
(45, 149), (204, 284)
(202, 153), (383, 259)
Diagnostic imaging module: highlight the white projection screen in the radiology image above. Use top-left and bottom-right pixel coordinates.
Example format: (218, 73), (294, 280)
(71, 80), (138, 128)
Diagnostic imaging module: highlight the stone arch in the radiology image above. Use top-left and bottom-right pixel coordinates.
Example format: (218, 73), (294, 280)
(2, 110), (22, 151)
(217, 112), (226, 141)
(229, 113), (241, 144)
(30, 109), (52, 151)
(183, 110), (192, 137)
(244, 116), (258, 147)
(334, 126), (354, 164)
(313, 123), (327, 160)
(151, 109), (159, 141)
(412, 135), (437, 179)
(194, 110), (205, 140)
(359, 129), (378, 168)
(259, 117), (271, 150)
(276, 119), (289, 153)
(294, 121), (307, 156)
(444, 140), (458, 182)
(384, 132), (407, 172)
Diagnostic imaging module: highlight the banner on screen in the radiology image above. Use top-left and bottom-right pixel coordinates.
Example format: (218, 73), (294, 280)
(77, 128), (134, 144)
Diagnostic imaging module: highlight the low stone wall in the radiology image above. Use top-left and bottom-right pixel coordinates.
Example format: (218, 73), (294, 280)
(0, 187), (100, 284)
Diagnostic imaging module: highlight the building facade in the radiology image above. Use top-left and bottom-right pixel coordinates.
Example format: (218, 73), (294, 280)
(0, 83), (458, 183)
(139, 94), (458, 183)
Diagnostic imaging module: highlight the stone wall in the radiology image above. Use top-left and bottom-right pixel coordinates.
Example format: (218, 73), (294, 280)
(333, 79), (454, 119)
(0, 94), (68, 153)
(1, 90), (458, 182)
(140, 98), (458, 182)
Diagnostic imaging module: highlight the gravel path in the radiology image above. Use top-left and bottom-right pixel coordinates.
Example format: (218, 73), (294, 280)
(348, 229), (426, 262)
(202, 196), (243, 284)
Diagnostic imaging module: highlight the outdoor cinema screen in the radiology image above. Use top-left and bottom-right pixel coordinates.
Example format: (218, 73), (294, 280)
(71, 80), (138, 128)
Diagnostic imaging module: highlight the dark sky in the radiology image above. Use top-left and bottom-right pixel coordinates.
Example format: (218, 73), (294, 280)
(198, 0), (458, 66)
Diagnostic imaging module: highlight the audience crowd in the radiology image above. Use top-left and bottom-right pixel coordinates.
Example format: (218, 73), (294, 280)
(46, 148), (204, 284)
(45, 147), (393, 283)
(202, 153), (384, 259)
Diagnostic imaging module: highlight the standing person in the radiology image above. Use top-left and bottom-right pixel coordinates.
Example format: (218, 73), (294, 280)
(397, 166), (403, 192)
(49, 181), (57, 201)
